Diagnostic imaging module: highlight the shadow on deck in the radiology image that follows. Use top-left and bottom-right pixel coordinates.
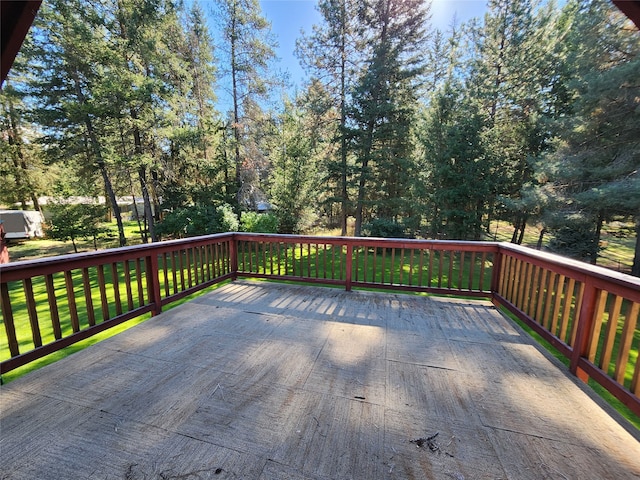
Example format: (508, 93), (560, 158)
(1, 280), (639, 479)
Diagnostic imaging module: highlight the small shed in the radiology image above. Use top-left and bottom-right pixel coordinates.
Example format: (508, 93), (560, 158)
(0, 210), (44, 240)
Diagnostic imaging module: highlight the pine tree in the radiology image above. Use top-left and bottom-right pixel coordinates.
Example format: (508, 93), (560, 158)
(296, 0), (361, 235)
(214, 0), (279, 208)
(419, 81), (489, 240)
(537, 0), (640, 269)
(0, 81), (46, 211)
(267, 98), (319, 233)
(24, 0), (128, 246)
(467, 0), (561, 241)
(349, 0), (429, 237)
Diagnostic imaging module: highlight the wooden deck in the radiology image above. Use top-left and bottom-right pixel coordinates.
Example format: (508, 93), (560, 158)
(1, 280), (639, 479)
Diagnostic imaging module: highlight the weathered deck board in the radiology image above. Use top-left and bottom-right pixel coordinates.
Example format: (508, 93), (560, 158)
(1, 280), (639, 479)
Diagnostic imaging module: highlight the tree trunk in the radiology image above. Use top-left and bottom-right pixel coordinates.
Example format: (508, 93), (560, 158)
(591, 213), (604, 265)
(71, 69), (126, 246)
(130, 108), (156, 242)
(516, 215), (527, 244)
(536, 227), (546, 250)
(354, 119), (376, 237)
(339, 11), (348, 236)
(230, 10), (242, 202)
(632, 216), (640, 277)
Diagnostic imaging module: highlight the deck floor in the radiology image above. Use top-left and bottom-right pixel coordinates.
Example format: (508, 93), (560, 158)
(1, 280), (639, 479)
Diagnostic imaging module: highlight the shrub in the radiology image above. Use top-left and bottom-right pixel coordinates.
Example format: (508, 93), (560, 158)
(363, 218), (407, 239)
(547, 218), (599, 262)
(240, 212), (279, 233)
(156, 203), (239, 239)
(45, 203), (111, 252)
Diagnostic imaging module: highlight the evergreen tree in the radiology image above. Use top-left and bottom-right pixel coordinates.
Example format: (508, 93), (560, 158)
(113, 0), (192, 242)
(467, 0), (561, 240)
(214, 0), (279, 208)
(537, 0), (640, 269)
(267, 99), (318, 233)
(0, 81), (47, 211)
(349, 0), (429, 237)
(420, 81), (489, 240)
(24, 0), (128, 245)
(296, 0), (361, 234)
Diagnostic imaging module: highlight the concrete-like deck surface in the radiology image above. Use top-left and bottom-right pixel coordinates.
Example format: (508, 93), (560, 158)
(1, 280), (639, 479)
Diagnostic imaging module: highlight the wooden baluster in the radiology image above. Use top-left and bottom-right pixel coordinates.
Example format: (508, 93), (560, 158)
(81, 268), (96, 326)
(45, 274), (62, 340)
(136, 258), (146, 304)
(408, 248), (414, 287)
(0, 282), (19, 356)
(97, 265), (110, 320)
(23, 278), (42, 347)
(479, 252), (487, 292)
(123, 260), (135, 310)
(390, 247), (395, 285)
(345, 243), (353, 291)
(542, 271), (557, 331)
(550, 275), (565, 337)
(64, 271), (80, 332)
(559, 278), (578, 343)
(111, 263), (122, 316)
(534, 268), (548, 324)
(614, 301), (639, 385)
(468, 252), (476, 291)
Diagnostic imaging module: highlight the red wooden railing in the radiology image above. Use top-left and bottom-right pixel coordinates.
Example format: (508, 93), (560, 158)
(1, 233), (638, 416)
(493, 243), (640, 417)
(0, 234), (234, 373)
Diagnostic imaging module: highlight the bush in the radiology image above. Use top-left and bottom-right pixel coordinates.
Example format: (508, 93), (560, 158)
(156, 203), (239, 239)
(240, 212), (279, 233)
(547, 217), (598, 262)
(45, 203), (111, 252)
(363, 218), (407, 239)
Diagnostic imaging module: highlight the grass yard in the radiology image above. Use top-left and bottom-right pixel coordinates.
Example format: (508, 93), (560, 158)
(237, 241), (495, 292)
(488, 220), (636, 273)
(7, 220), (146, 262)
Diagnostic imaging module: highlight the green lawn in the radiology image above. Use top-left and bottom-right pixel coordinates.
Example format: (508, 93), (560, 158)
(238, 242), (495, 292)
(8, 220), (146, 262)
(488, 220), (636, 273)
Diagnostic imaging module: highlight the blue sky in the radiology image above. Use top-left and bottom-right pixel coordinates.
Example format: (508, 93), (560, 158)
(259, 0), (489, 88)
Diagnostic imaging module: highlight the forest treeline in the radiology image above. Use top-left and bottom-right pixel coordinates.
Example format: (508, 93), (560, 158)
(1, 0), (639, 275)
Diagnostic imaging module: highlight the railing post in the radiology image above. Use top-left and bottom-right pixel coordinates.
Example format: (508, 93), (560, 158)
(570, 279), (598, 382)
(345, 242), (353, 291)
(490, 245), (503, 297)
(230, 235), (238, 279)
(146, 253), (162, 317)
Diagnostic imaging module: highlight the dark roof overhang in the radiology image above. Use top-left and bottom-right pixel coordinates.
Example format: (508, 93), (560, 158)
(1, 1), (42, 87)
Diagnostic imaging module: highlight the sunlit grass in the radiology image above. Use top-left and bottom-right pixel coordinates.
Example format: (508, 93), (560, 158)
(8, 220), (145, 261)
(488, 220), (635, 273)
(238, 242), (495, 291)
